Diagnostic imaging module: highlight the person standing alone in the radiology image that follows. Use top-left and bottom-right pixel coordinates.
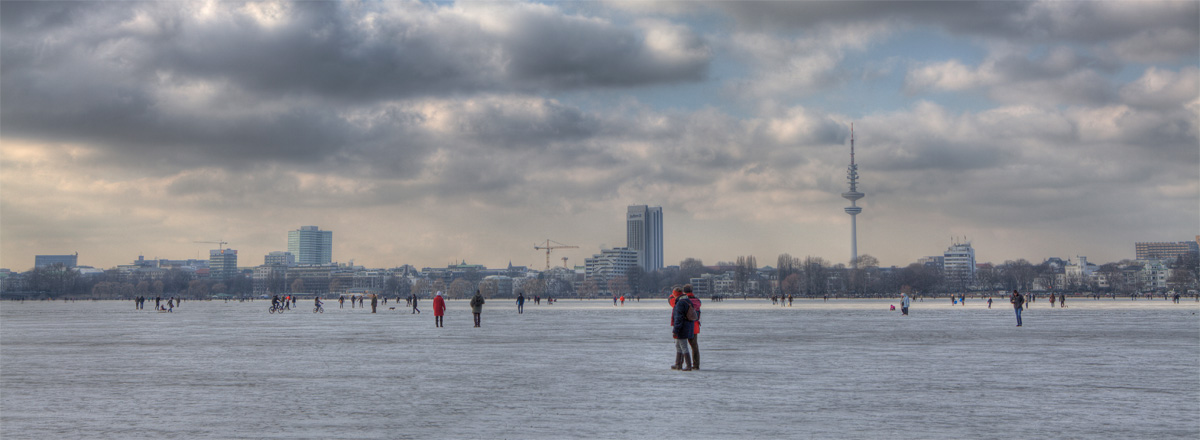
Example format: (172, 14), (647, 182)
(516, 292), (525, 314)
(470, 290), (485, 327)
(901, 293), (910, 316)
(432, 291), (446, 327)
(1010, 290), (1025, 327)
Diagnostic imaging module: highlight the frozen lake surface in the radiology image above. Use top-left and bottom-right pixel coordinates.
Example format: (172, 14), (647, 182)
(3, 298), (1198, 439)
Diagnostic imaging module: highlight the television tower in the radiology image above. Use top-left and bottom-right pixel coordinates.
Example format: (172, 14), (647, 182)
(842, 124), (864, 268)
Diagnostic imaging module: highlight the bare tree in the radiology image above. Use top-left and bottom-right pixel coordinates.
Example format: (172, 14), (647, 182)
(522, 278), (547, 298)
(395, 277), (412, 298)
(679, 258), (706, 285)
(187, 280), (210, 298)
(579, 279), (599, 298)
(782, 273), (801, 296)
(801, 256), (829, 297)
(412, 279), (431, 297)
(625, 266), (645, 295)
(609, 275), (630, 296)
(776, 254), (798, 296)
(291, 278), (306, 294)
(449, 279), (473, 299)
(479, 279), (498, 298)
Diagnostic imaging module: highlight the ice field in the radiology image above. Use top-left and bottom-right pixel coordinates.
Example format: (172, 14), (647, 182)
(2, 298), (1198, 439)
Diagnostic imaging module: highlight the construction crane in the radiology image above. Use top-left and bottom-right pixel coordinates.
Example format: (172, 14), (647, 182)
(562, 256), (569, 269)
(195, 240), (229, 251)
(534, 239), (578, 271)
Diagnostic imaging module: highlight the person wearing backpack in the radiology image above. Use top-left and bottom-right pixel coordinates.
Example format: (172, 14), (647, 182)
(470, 290), (485, 327)
(671, 288), (695, 371)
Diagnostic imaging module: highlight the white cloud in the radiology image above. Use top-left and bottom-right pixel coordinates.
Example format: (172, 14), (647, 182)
(1119, 67), (1200, 110)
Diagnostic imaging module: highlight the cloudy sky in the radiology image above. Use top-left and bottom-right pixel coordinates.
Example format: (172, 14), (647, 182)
(2, 0), (1197, 271)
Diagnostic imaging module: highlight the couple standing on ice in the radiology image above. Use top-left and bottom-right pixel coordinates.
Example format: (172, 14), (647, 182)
(429, 290), (486, 328)
(669, 285), (701, 371)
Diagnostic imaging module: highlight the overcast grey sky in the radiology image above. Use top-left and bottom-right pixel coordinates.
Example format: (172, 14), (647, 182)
(2, 0), (1197, 271)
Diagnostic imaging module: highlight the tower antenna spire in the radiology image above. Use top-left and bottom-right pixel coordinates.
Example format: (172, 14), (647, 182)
(842, 124), (864, 268)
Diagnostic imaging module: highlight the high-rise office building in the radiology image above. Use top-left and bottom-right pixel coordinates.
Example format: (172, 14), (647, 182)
(35, 253), (78, 269)
(288, 226), (333, 265)
(626, 205), (663, 272)
(209, 249), (238, 280)
(943, 241), (976, 284)
(584, 247), (640, 280)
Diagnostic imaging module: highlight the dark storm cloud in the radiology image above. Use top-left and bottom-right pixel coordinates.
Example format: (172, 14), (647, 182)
(0, 1), (707, 172)
(716, 0), (1023, 35)
(714, 1), (1199, 48)
(1, 1), (708, 101)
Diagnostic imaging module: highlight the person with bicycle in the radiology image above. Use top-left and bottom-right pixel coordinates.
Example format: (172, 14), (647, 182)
(314, 295), (324, 313)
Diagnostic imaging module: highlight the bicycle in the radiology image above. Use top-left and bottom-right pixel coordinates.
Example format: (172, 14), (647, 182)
(269, 304), (286, 314)
(313, 304), (324, 313)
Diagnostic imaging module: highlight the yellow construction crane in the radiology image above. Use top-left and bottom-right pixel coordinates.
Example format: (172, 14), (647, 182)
(534, 239), (578, 271)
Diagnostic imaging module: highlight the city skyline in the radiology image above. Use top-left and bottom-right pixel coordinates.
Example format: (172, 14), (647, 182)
(2, 1), (1197, 270)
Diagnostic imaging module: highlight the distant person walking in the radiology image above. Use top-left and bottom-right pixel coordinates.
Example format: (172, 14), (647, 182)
(370, 294), (378, 313)
(787, 294), (793, 307)
(470, 290), (485, 327)
(432, 291), (446, 327)
(1059, 294), (1066, 308)
(901, 293), (910, 316)
(339, 296), (345, 308)
(411, 294), (420, 314)
(987, 297), (993, 309)
(1010, 290), (1025, 327)
(516, 292), (525, 314)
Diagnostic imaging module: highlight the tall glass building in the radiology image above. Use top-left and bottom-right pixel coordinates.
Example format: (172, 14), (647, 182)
(208, 249), (238, 280)
(288, 226), (333, 265)
(626, 205), (663, 273)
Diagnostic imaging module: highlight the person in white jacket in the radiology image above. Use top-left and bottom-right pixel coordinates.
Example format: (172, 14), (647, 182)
(901, 293), (911, 316)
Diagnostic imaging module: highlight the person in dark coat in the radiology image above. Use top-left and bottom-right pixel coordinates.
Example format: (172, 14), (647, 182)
(1011, 290), (1025, 327)
(470, 290), (485, 327)
(516, 292), (525, 314)
(671, 288), (694, 371)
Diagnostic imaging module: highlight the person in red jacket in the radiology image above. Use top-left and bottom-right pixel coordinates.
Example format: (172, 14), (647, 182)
(684, 284), (701, 370)
(432, 291), (446, 327)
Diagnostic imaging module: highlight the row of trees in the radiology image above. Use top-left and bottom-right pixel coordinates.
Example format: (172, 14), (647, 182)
(5, 264), (254, 299)
(9, 253), (1197, 300)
